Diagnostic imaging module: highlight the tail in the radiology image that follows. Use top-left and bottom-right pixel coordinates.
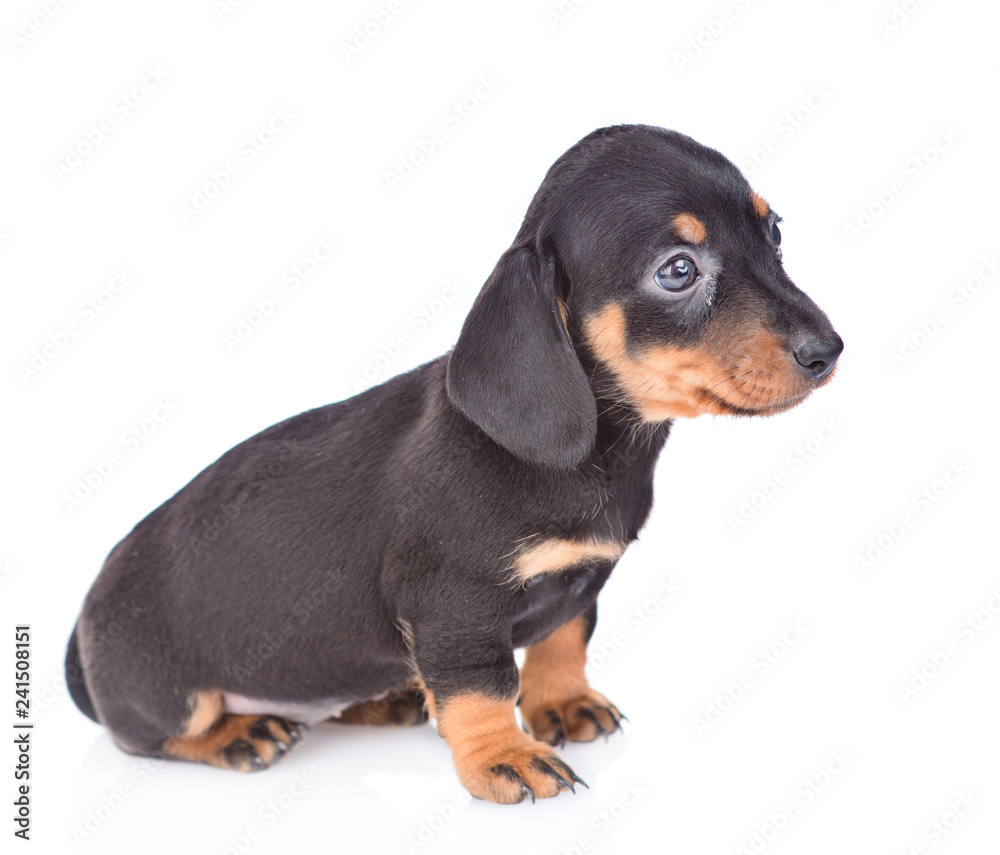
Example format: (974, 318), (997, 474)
(65, 623), (99, 722)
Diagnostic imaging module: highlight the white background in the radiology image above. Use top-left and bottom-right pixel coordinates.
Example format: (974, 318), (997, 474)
(2, 0), (998, 852)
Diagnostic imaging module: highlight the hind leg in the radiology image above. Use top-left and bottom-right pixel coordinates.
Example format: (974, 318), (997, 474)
(163, 692), (305, 772)
(95, 685), (305, 772)
(333, 685), (428, 727)
(519, 612), (624, 747)
(160, 691), (305, 772)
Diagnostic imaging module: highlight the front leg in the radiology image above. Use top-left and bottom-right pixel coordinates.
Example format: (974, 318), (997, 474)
(518, 606), (624, 747)
(412, 623), (584, 804)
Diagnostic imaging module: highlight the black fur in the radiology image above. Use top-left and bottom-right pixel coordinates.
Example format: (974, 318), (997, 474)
(65, 624), (97, 723)
(67, 124), (841, 766)
(447, 247), (597, 469)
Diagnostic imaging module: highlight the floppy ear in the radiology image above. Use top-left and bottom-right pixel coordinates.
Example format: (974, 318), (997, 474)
(445, 246), (597, 469)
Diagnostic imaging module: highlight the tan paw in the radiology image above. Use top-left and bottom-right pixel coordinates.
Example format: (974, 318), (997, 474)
(334, 687), (428, 727)
(165, 714), (306, 772)
(456, 732), (586, 804)
(521, 688), (624, 747)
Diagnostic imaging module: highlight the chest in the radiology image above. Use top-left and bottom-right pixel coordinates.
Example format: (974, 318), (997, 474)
(511, 555), (618, 647)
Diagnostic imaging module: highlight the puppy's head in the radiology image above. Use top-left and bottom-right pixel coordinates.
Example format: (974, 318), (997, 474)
(447, 125), (842, 469)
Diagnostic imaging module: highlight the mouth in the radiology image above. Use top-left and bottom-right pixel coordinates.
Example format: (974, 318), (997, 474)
(702, 386), (812, 417)
(581, 302), (839, 423)
(701, 361), (837, 417)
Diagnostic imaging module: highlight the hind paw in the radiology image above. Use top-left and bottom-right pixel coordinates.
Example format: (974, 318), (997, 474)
(166, 714), (306, 772)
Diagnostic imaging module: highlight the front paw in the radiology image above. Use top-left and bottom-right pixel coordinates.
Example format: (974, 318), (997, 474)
(521, 689), (624, 747)
(454, 732), (586, 804)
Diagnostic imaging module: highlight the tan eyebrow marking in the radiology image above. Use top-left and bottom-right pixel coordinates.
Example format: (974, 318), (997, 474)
(750, 192), (769, 219)
(672, 213), (707, 244)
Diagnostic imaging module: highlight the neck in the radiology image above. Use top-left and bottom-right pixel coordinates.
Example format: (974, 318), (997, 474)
(589, 391), (672, 471)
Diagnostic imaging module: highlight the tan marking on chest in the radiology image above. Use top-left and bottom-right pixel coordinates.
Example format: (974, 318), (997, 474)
(511, 538), (625, 584)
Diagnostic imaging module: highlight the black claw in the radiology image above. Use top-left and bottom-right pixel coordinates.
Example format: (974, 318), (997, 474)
(223, 737), (262, 770)
(577, 706), (607, 736)
(491, 763), (534, 804)
(249, 719), (276, 742)
(533, 757), (575, 793)
(598, 706), (623, 734)
(273, 717), (307, 748)
(546, 711), (566, 747)
(549, 757), (588, 790)
(546, 764), (576, 793)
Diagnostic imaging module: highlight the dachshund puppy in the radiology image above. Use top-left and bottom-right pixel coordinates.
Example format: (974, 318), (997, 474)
(66, 124), (842, 804)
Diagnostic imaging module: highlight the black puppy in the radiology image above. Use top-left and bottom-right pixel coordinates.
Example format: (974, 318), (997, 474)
(67, 124), (842, 804)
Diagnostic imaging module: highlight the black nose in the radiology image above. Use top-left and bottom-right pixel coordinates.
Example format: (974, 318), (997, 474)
(792, 333), (843, 381)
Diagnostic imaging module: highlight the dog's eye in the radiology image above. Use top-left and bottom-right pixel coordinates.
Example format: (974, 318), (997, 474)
(770, 222), (782, 245)
(655, 255), (699, 291)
